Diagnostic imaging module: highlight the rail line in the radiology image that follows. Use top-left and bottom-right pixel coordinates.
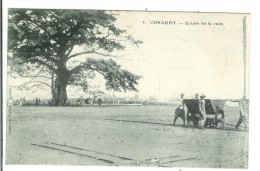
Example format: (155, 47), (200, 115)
(31, 143), (117, 165)
(104, 118), (172, 126)
(105, 119), (247, 132)
(44, 142), (135, 161)
(144, 155), (181, 161)
(31, 141), (196, 166)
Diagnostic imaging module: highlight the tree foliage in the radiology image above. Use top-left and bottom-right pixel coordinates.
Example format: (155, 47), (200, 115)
(8, 9), (142, 105)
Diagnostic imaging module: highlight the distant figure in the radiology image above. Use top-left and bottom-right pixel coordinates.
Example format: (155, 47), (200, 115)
(19, 98), (23, 106)
(63, 98), (67, 106)
(98, 98), (102, 105)
(48, 99), (52, 106)
(229, 97), (249, 130)
(36, 97), (39, 105)
(85, 98), (90, 104)
(38, 98), (41, 104)
(173, 93), (185, 126)
(198, 94), (206, 128)
(22, 98), (26, 105)
(77, 97), (83, 105)
(77, 98), (81, 105)
(187, 93), (199, 124)
(51, 98), (55, 106)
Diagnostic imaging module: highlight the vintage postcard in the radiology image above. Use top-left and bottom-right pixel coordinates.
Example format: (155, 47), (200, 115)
(4, 8), (251, 170)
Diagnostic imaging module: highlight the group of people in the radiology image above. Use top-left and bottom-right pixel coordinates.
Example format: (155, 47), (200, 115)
(19, 98), (26, 106)
(77, 97), (102, 105)
(173, 93), (249, 130)
(35, 97), (41, 105)
(173, 93), (207, 128)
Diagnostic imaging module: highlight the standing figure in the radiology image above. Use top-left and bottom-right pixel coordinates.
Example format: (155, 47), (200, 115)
(198, 94), (206, 128)
(35, 97), (39, 106)
(98, 98), (102, 105)
(19, 98), (23, 107)
(22, 97), (26, 106)
(214, 106), (225, 128)
(77, 98), (81, 105)
(187, 93), (199, 124)
(173, 93), (185, 126)
(229, 97), (249, 130)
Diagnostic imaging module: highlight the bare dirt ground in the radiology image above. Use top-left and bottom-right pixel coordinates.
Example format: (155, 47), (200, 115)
(5, 105), (248, 168)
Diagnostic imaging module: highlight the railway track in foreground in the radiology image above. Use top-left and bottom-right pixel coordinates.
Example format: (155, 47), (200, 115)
(31, 142), (197, 167)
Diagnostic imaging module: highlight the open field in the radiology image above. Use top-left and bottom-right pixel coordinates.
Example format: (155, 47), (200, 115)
(6, 105), (248, 168)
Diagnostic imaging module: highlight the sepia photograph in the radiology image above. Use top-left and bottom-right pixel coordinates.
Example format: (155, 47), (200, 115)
(3, 3), (258, 170)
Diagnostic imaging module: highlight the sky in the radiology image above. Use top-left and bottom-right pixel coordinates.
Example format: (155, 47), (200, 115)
(8, 11), (250, 101)
(113, 11), (250, 100)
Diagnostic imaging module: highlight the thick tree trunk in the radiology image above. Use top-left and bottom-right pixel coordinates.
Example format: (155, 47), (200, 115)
(54, 71), (69, 106)
(55, 82), (68, 106)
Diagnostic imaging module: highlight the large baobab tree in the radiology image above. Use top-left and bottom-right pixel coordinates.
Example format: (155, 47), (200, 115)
(8, 9), (142, 105)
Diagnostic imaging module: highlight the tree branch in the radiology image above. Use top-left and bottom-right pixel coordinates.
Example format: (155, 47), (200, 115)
(18, 78), (51, 90)
(16, 51), (59, 65)
(18, 65), (52, 79)
(65, 45), (74, 57)
(20, 75), (52, 79)
(19, 58), (58, 73)
(69, 62), (87, 74)
(30, 81), (52, 88)
(94, 70), (106, 77)
(69, 61), (106, 78)
(67, 50), (114, 61)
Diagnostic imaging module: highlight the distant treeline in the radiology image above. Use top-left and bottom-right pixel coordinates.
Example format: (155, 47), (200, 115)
(11, 98), (177, 106)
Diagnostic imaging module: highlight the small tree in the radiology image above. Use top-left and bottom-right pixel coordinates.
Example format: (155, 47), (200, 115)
(8, 9), (142, 105)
